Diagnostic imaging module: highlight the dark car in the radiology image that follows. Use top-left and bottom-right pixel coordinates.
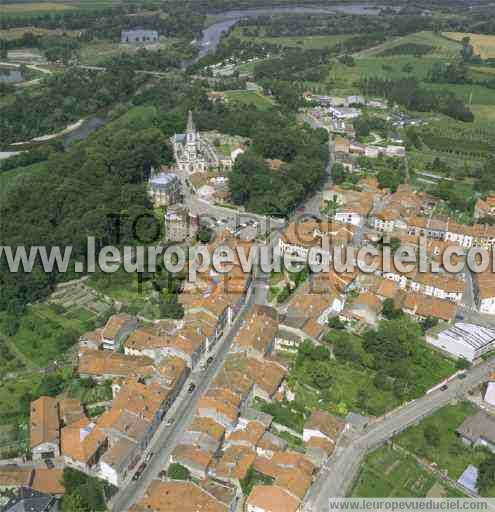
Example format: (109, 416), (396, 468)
(133, 462), (147, 481)
(440, 384), (448, 391)
(188, 383), (196, 393)
(206, 356), (214, 365)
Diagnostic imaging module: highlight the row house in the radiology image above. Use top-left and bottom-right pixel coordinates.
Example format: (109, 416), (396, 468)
(124, 327), (203, 368)
(474, 269), (495, 315)
(101, 314), (138, 351)
(406, 216), (495, 249)
(78, 350), (155, 383)
(30, 397), (60, 461)
(182, 416), (226, 454)
(169, 444), (213, 479)
(232, 305), (279, 359)
(130, 479), (230, 512)
(278, 220), (355, 265)
(196, 389), (241, 431)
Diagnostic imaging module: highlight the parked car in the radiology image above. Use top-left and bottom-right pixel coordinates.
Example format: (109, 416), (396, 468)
(440, 384), (448, 391)
(166, 417), (175, 426)
(44, 459), (54, 469)
(133, 462), (147, 481)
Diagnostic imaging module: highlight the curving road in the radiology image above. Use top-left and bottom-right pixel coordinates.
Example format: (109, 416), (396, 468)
(304, 357), (495, 511)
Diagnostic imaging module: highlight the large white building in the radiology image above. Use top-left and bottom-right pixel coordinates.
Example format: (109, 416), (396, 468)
(172, 111), (214, 174)
(426, 322), (495, 362)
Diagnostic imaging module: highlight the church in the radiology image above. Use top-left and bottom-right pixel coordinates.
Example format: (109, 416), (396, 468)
(172, 111), (214, 174)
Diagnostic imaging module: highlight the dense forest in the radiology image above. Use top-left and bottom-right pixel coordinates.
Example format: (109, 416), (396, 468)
(0, 73), (203, 316)
(201, 109), (328, 215)
(0, 67), (148, 144)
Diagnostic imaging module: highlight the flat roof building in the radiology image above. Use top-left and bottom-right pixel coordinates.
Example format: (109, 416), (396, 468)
(426, 322), (495, 362)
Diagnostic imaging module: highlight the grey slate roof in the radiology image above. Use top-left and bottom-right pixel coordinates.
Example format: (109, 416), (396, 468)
(457, 410), (495, 444)
(3, 487), (57, 512)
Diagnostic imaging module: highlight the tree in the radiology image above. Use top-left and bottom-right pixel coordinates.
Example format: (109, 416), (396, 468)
(167, 463), (190, 481)
(424, 424), (440, 447)
(373, 371), (391, 391)
(62, 493), (89, 512)
(197, 226), (213, 243)
(328, 316), (345, 330)
(382, 298), (402, 320)
(478, 455), (495, 495)
(308, 361), (333, 389)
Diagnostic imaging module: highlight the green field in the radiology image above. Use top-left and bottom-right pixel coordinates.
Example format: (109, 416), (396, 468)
(79, 38), (180, 65)
(230, 27), (356, 50)
(352, 445), (465, 498)
(0, 2), (76, 14)
(225, 90), (275, 110)
(358, 31), (462, 58)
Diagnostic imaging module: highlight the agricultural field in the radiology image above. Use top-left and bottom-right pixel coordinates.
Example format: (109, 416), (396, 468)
(351, 445), (465, 498)
(358, 31), (462, 58)
(0, 302), (97, 368)
(444, 32), (495, 60)
(0, 27), (82, 40)
(0, 2), (76, 14)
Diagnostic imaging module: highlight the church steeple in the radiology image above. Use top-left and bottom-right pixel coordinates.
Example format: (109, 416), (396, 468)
(186, 110), (195, 134)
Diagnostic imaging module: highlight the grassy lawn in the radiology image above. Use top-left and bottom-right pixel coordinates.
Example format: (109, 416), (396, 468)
(352, 445), (465, 498)
(395, 402), (493, 482)
(225, 90), (275, 110)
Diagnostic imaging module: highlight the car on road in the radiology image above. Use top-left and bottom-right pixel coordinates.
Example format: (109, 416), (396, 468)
(144, 452), (154, 463)
(166, 417), (175, 426)
(458, 373), (467, 380)
(44, 459), (54, 469)
(440, 384), (448, 391)
(188, 383), (196, 393)
(133, 462), (147, 481)
(207, 356), (214, 365)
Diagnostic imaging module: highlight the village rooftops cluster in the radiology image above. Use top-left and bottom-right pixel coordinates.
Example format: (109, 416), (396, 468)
(127, 302), (349, 512)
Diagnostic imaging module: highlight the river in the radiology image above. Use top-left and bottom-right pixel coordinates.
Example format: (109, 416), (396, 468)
(18, 3), (381, 145)
(196, 3), (382, 59)
(62, 116), (108, 147)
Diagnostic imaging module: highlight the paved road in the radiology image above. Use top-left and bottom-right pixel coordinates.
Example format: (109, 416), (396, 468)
(304, 357), (495, 511)
(110, 284), (258, 511)
(110, 112), (334, 510)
